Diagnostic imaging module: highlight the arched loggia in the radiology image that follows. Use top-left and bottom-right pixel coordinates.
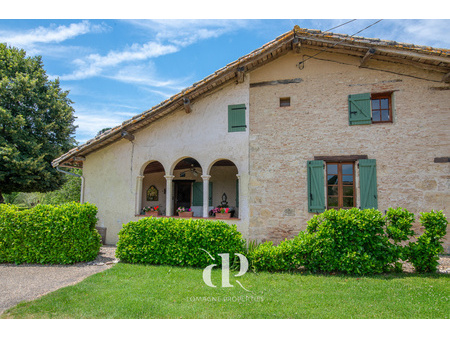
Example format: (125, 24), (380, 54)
(208, 159), (240, 218)
(138, 161), (166, 216)
(171, 157), (203, 217)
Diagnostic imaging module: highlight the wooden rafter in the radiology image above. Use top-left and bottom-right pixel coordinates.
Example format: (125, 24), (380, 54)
(292, 37), (301, 53)
(121, 130), (135, 142)
(183, 97), (192, 114)
(360, 48), (376, 67)
(236, 66), (245, 83)
(442, 72), (450, 83)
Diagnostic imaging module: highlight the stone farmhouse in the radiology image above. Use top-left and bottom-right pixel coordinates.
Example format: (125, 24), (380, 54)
(53, 26), (450, 252)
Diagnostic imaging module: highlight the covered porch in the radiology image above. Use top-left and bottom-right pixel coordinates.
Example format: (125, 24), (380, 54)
(136, 157), (241, 219)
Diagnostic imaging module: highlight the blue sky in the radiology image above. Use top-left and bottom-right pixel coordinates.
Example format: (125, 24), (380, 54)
(1, 13), (449, 144)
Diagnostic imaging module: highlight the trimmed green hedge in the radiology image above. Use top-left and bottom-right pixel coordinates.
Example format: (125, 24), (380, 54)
(0, 202), (101, 264)
(249, 208), (448, 275)
(116, 217), (246, 267)
(407, 211), (448, 273)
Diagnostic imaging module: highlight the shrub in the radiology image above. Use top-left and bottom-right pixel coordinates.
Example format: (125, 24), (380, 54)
(116, 217), (245, 268)
(385, 207), (416, 267)
(385, 207), (416, 243)
(407, 211), (448, 273)
(248, 237), (308, 272)
(0, 202), (101, 264)
(301, 208), (397, 274)
(247, 208), (448, 275)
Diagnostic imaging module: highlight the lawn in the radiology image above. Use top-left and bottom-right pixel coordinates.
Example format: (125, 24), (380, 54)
(2, 263), (449, 319)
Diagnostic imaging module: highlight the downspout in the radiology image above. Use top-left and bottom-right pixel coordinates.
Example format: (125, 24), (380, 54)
(56, 167), (85, 204)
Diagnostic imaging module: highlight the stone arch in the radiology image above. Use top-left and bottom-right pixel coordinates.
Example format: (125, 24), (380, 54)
(170, 157), (204, 217)
(206, 158), (240, 176)
(208, 158), (240, 218)
(137, 160), (166, 216)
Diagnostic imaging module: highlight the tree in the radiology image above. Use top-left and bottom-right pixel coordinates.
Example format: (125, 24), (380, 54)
(0, 44), (77, 203)
(42, 169), (82, 205)
(97, 127), (112, 136)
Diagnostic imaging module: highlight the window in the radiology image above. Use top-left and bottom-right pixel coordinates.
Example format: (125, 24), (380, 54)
(371, 93), (392, 123)
(307, 158), (378, 213)
(326, 163), (355, 209)
(348, 92), (393, 125)
(280, 97), (290, 107)
(228, 104), (246, 132)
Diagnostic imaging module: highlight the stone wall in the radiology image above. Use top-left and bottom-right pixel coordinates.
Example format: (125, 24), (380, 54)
(248, 49), (450, 252)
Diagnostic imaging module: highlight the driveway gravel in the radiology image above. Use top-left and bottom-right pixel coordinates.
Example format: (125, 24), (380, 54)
(0, 245), (117, 315)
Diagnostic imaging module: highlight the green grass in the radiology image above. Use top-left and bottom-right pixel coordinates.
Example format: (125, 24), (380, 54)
(2, 263), (449, 319)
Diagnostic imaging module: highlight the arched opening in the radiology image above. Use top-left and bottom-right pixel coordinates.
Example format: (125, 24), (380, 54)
(172, 157), (203, 217)
(141, 161), (165, 216)
(209, 159), (239, 218)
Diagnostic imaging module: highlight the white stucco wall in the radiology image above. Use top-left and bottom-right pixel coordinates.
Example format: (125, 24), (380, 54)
(83, 77), (250, 244)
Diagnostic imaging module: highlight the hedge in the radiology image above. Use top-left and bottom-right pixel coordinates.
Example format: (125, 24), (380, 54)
(248, 208), (448, 274)
(0, 202), (101, 264)
(116, 217), (246, 268)
(407, 211), (448, 272)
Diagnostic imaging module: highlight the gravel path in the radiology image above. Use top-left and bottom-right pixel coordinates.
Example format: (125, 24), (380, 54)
(0, 245), (118, 316)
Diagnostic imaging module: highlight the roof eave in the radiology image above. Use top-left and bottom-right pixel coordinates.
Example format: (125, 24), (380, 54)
(53, 26), (450, 168)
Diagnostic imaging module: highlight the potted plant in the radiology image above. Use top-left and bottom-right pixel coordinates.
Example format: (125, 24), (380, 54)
(212, 207), (231, 219)
(177, 206), (193, 218)
(142, 205), (160, 217)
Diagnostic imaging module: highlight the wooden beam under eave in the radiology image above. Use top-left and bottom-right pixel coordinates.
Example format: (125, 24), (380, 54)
(236, 66), (245, 83)
(360, 48), (376, 68)
(292, 37), (301, 53)
(183, 98), (192, 114)
(121, 130), (135, 142)
(442, 72), (450, 83)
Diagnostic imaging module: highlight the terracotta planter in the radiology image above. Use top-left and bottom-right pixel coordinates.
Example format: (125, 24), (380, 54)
(215, 212), (231, 219)
(178, 211), (193, 218)
(145, 211), (159, 217)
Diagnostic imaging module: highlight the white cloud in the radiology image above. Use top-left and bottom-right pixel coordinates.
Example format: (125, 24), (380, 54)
(74, 109), (136, 143)
(327, 19), (450, 49)
(56, 20), (252, 84)
(106, 63), (188, 91)
(60, 41), (179, 81)
(400, 20), (450, 47)
(128, 19), (251, 47)
(0, 21), (106, 50)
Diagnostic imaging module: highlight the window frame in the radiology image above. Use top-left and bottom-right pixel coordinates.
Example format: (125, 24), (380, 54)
(279, 97), (291, 107)
(371, 92), (393, 123)
(326, 162), (356, 210)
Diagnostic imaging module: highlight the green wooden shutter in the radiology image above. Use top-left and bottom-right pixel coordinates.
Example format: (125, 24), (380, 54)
(209, 182), (213, 206)
(348, 93), (372, 125)
(228, 104), (246, 132)
(192, 182), (203, 206)
(192, 182), (213, 206)
(359, 159), (378, 209)
(307, 160), (325, 213)
(236, 179), (239, 208)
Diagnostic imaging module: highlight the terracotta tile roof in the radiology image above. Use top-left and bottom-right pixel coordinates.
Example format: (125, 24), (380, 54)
(52, 26), (450, 168)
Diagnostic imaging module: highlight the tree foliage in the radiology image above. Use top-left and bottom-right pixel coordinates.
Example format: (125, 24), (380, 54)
(3, 169), (81, 207)
(42, 169), (82, 205)
(0, 44), (76, 201)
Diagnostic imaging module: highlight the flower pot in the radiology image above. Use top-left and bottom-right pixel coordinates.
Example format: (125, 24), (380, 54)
(215, 212), (231, 219)
(178, 211), (193, 218)
(145, 211), (159, 217)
